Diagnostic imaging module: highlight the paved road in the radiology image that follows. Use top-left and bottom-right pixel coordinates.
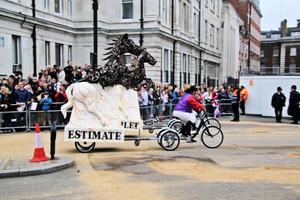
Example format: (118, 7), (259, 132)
(0, 116), (300, 200)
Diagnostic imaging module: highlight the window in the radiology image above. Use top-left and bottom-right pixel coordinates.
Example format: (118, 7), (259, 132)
(0, 36), (4, 47)
(271, 34), (280, 39)
(291, 32), (300, 37)
(68, 45), (72, 61)
(44, 0), (50, 11)
(12, 35), (21, 65)
(193, 13), (197, 36)
(55, 0), (61, 14)
(183, 3), (189, 33)
(261, 34), (267, 39)
(289, 64), (296, 73)
(187, 55), (190, 83)
(45, 41), (50, 66)
(273, 47), (279, 57)
(164, 49), (169, 83)
(211, 0), (215, 12)
(183, 54), (187, 84)
(122, 0), (133, 19)
(194, 58), (198, 84)
(205, 0), (208, 7)
(290, 47), (297, 56)
(205, 20), (208, 44)
(67, 0), (72, 18)
(55, 43), (64, 66)
(210, 24), (214, 47)
(216, 28), (219, 49)
(260, 50), (264, 57)
(272, 64), (279, 74)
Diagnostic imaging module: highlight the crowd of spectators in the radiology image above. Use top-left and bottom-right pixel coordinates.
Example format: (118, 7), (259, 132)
(0, 61), (90, 128)
(137, 82), (235, 120)
(0, 60), (236, 128)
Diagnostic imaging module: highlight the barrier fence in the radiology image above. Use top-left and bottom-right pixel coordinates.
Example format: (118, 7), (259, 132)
(0, 100), (233, 133)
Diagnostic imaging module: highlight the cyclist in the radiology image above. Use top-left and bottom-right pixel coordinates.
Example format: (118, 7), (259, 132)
(173, 85), (206, 142)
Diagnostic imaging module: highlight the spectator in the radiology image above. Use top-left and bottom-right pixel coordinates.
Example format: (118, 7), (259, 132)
(0, 87), (15, 129)
(39, 91), (53, 126)
(172, 85), (180, 104)
(271, 87), (286, 123)
(140, 83), (149, 120)
(231, 86), (240, 122)
(240, 86), (249, 115)
(288, 85), (300, 124)
(15, 81), (31, 104)
(58, 66), (66, 84)
(64, 60), (74, 84)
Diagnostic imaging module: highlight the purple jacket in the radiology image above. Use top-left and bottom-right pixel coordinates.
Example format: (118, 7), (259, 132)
(174, 93), (193, 113)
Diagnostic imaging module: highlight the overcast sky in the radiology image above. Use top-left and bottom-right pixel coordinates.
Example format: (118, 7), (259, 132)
(260, 0), (300, 31)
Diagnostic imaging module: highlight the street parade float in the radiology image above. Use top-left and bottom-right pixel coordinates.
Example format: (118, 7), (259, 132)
(61, 34), (224, 152)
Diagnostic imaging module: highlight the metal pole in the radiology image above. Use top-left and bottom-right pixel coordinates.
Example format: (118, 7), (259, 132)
(92, 0), (98, 68)
(50, 122), (57, 160)
(139, 0), (144, 47)
(171, 0), (175, 86)
(31, 0), (37, 77)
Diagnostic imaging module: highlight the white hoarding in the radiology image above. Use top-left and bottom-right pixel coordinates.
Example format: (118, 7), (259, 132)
(240, 76), (300, 117)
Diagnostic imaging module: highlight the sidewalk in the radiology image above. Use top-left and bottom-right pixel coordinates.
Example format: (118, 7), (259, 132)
(0, 156), (74, 178)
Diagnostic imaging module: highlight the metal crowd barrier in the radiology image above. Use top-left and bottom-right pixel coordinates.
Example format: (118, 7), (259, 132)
(0, 100), (233, 133)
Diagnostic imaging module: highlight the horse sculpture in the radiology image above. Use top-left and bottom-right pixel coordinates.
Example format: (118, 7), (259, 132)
(85, 33), (156, 88)
(61, 34), (157, 129)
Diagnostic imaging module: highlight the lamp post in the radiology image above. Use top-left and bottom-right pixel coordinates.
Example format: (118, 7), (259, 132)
(92, 0), (98, 68)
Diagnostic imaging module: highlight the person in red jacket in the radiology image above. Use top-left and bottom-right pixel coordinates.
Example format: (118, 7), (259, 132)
(173, 85), (205, 142)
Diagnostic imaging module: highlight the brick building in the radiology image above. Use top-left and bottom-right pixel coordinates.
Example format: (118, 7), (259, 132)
(229, 0), (262, 74)
(261, 20), (300, 75)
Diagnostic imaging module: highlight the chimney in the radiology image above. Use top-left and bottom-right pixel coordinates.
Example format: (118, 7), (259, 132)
(280, 19), (288, 37)
(297, 19), (300, 28)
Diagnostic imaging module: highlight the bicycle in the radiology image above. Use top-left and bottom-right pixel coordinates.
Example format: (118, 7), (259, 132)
(163, 111), (224, 149)
(168, 111), (221, 132)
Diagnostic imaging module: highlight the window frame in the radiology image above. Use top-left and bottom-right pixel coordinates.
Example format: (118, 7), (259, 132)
(54, 0), (62, 14)
(290, 47), (297, 56)
(45, 41), (50, 66)
(122, 0), (134, 20)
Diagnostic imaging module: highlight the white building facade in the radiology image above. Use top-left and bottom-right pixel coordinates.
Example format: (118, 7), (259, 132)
(0, 0), (226, 87)
(221, 0), (243, 83)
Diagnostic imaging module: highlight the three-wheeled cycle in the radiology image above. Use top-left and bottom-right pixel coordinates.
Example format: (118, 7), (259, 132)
(74, 112), (224, 153)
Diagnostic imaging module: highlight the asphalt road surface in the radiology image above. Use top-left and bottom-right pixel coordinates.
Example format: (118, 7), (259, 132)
(0, 116), (300, 200)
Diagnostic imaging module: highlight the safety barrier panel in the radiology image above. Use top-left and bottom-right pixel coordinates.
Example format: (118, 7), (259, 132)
(0, 101), (233, 133)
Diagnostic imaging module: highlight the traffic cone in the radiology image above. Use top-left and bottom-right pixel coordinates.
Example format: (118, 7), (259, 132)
(30, 124), (49, 162)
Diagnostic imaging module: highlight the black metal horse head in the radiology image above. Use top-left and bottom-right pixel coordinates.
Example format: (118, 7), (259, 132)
(86, 33), (156, 89)
(103, 34), (143, 61)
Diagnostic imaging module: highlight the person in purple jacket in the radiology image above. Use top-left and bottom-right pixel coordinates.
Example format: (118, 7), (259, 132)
(173, 85), (205, 142)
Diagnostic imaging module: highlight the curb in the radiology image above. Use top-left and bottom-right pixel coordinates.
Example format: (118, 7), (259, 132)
(0, 157), (75, 178)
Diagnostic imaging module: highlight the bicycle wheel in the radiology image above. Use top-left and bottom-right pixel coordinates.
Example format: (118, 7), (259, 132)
(201, 126), (223, 149)
(159, 130), (180, 151)
(204, 117), (221, 129)
(170, 121), (182, 132)
(75, 141), (96, 153)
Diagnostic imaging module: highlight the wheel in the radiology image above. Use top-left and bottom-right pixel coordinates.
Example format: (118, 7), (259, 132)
(159, 130), (180, 151)
(75, 141), (96, 153)
(169, 121), (182, 133)
(134, 139), (140, 146)
(201, 126), (224, 149)
(204, 117), (221, 129)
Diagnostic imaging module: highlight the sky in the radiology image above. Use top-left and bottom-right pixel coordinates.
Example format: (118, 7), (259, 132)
(260, 0), (300, 31)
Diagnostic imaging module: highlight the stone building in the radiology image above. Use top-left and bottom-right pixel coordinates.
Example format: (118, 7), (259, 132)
(261, 19), (300, 75)
(229, 0), (262, 74)
(221, 0), (245, 84)
(0, 0), (242, 87)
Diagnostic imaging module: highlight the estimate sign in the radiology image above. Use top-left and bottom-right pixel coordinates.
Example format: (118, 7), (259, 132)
(64, 127), (124, 143)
